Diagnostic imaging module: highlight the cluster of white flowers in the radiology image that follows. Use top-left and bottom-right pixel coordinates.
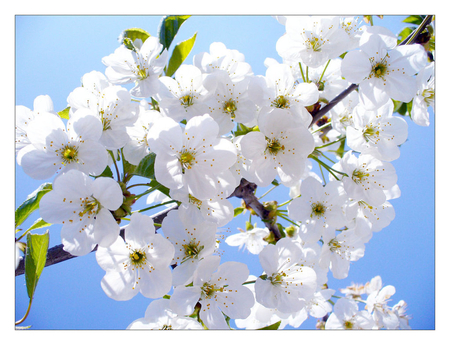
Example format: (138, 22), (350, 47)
(15, 15), (434, 329)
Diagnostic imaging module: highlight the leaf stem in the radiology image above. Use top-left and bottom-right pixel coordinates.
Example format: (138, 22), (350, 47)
(109, 150), (121, 182)
(133, 200), (178, 214)
(15, 298), (32, 325)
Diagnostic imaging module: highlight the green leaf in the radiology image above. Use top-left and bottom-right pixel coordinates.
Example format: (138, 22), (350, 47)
(121, 28), (151, 45)
(15, 183), (53, 228)
(91, 165), (113, 179)
(403, 15), (424, 25)
(25, 231), (49, 299)
(165, 32), (197, 77)
(132, 153), (156, 179)
(258, 321), (282, 330)
(26, 218), (52, 232)
(234, 207), (244, 217)
(158, 15), (191, 51)
(57, 107), (70, 120)
(398, 27), (414, 43)
(149, 179), (171, 198)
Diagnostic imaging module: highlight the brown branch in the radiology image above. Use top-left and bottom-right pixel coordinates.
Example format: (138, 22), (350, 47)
(15, 204), (178, 276)
(309, 15), (434, 128)
(229, 178), (282, 241)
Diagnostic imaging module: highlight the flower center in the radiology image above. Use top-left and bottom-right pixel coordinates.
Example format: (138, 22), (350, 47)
(363, 125), (379, 142)
(129, 249), (147, 268)
(188, 194), (203, 209)
(422, 88), (434, 107)
(271, 95), (290, 109)
(265, 137), (285, 156)
(268, 272), (287, 286)
(200, 282), (225, 299)
(328, 238), (342, 253)
(373, 62), (387, 77)
(181, 240), (204, 263)
(311, 202), (326, 218)
(137, 66), (147, 80)
(61, 145), (79, 164)
(306, 35), (324, 52)
(352, 169), (369, 184)
(344, 320), (354, 329)
(369, 54), (389, 80)
(223, 99), (237, 119)
(78, 197), (100, 219)
(179, 150), (196, 174)
(180, 94), (194, 108)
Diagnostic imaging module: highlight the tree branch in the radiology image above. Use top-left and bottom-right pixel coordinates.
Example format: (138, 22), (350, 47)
(15, 204), (178, 276)
(229, 178), (282, 241)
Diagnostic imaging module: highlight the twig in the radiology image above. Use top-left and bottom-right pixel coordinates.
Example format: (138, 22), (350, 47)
(229, 179), (282, 241)
(15, 203), (178, 276)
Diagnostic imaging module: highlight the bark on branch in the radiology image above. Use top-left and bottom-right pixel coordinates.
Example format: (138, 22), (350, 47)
(15, 204), (178, 276)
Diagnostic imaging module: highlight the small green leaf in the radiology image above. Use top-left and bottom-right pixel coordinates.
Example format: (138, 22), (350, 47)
(57, 107), (70, 120)
(133, 153), (156, 179)
(158, 15), (191, 51)
(121, 28), (151, 45)
(91, 165), (113, 179)
(234, 207), (244, 217)
(258, 320), (282, 330)
(403, 15), (424, 25)
(149, 179), (170, 198)
(165, 32), (197, 77)
(25, 231), (49, 299)
(26, 218), (52, 232)
(15, 183), (53, 228)
(398, 27), (414, 43)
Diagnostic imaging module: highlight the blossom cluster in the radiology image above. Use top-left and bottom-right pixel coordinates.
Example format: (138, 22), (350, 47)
(15, 15), (434, 329)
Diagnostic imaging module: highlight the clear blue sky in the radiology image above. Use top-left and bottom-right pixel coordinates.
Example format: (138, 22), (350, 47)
(14, 15), (435, 330)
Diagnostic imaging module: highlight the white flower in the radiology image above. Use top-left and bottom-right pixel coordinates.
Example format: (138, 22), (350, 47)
(325, 297), (376, 329)
(346, 100), (408, 162)
(193, 42), (253, 82)
(411, 61), (434, 127)
(15, 94), (56, 156)
(147, 114), (238, 200)
(102, 36), (168, 98)
(234, 275), (286, 329)
(170, 187), (234, 228)
(170, 255), (254, 329)
(203, 70), (258, 135)
(329, 91), (359, 135)
(319, 229), (366, 279)
(339, 16), (363, 50)
(392, 300), (412, 329)
(225, 226), (270, 255)
(255, 238), (317, 314)
(67, 70), (138, 150)
(332, 151), (398, 206)
(279, 288), (335, 328)
(17, 109), (108, 180)
(287, 176), (347, 241)
(155, 64), (211, 122)
(39, 170), (123, 256)
(96, 213), (174, 301)
(307, 59), (350, 103)
(276, 16), (350, 68)
(240, 108), (315, 187)
(160, 210), (217, 286)
(341, 26), (428, 109)
(122, 105), (164, 165)
(366, 284), (400, 329)
(249, 63), (319, 127)
(127, 299), (203, 329)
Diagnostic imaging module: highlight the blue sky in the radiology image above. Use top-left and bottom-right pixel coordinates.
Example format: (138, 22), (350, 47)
(14, 15), (436, 331)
